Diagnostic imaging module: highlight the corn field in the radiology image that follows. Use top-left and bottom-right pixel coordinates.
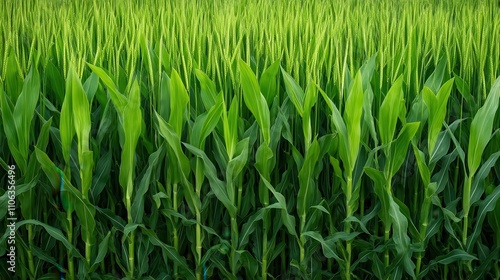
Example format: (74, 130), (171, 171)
(1, 0), (500, 279)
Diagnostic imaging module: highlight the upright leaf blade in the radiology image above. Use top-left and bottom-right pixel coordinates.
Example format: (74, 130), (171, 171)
(169, 69), (190, 136)
(344, 71), (364, 170)
(379, 76), (403, 147)
(238, 59), (271, 145)
(467, 77), (500, 176)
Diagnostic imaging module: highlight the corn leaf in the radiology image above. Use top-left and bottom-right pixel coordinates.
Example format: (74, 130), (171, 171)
(239, 59), (271, 145)
(260, 60), (281, 104)
(467, 76), (500, 176)
(379, 76), (403, 148)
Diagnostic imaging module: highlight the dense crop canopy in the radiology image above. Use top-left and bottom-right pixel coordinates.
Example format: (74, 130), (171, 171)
(0, 0), (499, 279)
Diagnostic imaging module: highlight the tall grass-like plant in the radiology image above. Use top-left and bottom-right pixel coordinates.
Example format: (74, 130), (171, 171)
(87, 64), (143, 278)
(1, 1), (500, 279)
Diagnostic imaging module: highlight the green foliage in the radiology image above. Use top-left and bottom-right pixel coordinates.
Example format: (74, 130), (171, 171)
(1, 1), (499, 279)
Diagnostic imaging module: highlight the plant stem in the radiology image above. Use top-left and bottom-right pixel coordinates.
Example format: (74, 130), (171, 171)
(19, 246), (27, 280)
(384, 176), (392, 269)
(416, 184), (432, 276)
(495, 260), (500, 280)
(384, 226), (390, 268)
(129, 231), (135, 278)
(360, 185), (365, 217)
(230, 215), (239, 275)
(196, 210), (202, 280)
(228, 178), (239, 276)
(262, 219), (268, 280)
(173, 183), (179, 278)
(281, 231), (287, 273)
(462, 176), (472, 246)
(196, 159), (203, 280)
(444, 241), (449, 279)
(413, 177), (419, 217)
(126, 195), (134, 277)
(86, 238), (91, 266)
(237, 176), (243, 214)
(67, 210), (74, 280)
(27, 225), (35, 278)
(262, 179), (270, 280)
(344, 176), (353, 280)
(299, 216), (306, 264)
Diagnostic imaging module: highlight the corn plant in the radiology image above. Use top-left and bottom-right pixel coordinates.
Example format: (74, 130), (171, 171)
(1, 0), (500, 279)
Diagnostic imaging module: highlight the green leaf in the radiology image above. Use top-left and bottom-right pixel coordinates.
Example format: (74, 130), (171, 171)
(317, 86), (350, 172)
(379, 76), (403, 147)
(13, 66), (40, 169)
(156, 113), (199, 213)
(470, 248), (499, 280)
(15, 219), (84, 259)
(239, 209), (264, 249)
(363, 86), (378, 146)
(158, 72), (171, 121)
(239, 59), (271, 145)
(184, 143), (237, 218)
(83, 72), (99, 103)
(60, 72), (75, 166)
(0, 83), (25, 172)
(35, 147), (96, 245)
(140, 226), (195, 279)
(420, 249), (477, 277)
(64, 174), (97, 246)
(423, 78), (454, 154)
(226, 96), (240, 159)
(261, 176), (297, 238)
(301, 231), (341, 261)
(389, 122), (420, 176)
(132, 145), (165, 224)
(0, 81), (16, 147)
(470, 151), (500, 207)
(281, 67), (305, 116)
(195, 69), (217, 110)
(237, 250), (259, 278)
(91, 150), (112, 200)
(454, 73), (473, 107)
(302, 83), (318, 146)
(4, 51), (23, 102)
(467, 186), (500, 252)
(169, 69), (190, 135)
(360, 53), (377, 90)
(34, 147), (61, 189)
(424, 57), (447, 94)
(298, 140), (320, 220)
(259, 60), (281, 104)
(412, 145), (430, 187)
(119, 80), (143, 201)
(429, 122), (456, 165)
(467, 76), (500, 176)
(70, 68), (91, 145)
(226, 138), (250, 201)
(344, 71), (364, 169)
(388, 196), (414, 277)
(31, 246), (65, 275)
(365, 167), (391, 227)
(87, 63), (127, 113)
(36, 117), (52, 152)
(190, 93), (223, 148)
(69, 66), (93, 199)
(90, 231), (112, 272)
(255, 144), (273, 180)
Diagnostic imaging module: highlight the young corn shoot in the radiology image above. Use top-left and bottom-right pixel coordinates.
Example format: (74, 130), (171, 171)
(238, 59), (272, 280)
(88, 64), (142, 278)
